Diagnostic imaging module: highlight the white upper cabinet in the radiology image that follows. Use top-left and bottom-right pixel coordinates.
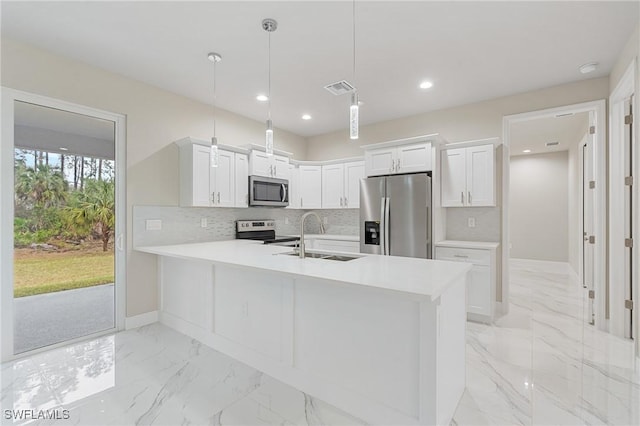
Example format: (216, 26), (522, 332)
(287, 164), (300, 209)
(321, 161), (364, 209)
(179, 143), (213, 207)
(397, 143), (432, 173)
(441, 144), (495, 207)
(177, 138), (249, 208)
(343, 161), (364, 209)
(234, 153), (249, 208)
(298, 165), (322, 209)
(210, 150), (236, 207)
(364, 141), (433, 177)
(250, 150), (290, 179)
(365, 148), (396, 176)
(321, 164), (344, 208)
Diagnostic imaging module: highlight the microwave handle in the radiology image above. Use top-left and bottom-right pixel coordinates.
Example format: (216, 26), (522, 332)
(281, 183), (286, 202)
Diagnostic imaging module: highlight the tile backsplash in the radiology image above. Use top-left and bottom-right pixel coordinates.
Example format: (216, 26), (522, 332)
(133, 206), (359, 247)
(445, 207), (501, 242)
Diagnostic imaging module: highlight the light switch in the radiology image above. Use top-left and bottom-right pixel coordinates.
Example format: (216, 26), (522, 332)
(468, 217), (476, 228)
(145, 219), (162, 231)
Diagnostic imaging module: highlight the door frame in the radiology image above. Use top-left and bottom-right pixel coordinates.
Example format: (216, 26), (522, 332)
(502, 100), (607, 329)
(609, 59), (636, 340)
(1, 88), (127, 361)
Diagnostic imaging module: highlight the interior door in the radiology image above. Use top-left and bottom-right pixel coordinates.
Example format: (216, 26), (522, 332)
(623, 96), (634, 339)
(583, 129), (596, 325)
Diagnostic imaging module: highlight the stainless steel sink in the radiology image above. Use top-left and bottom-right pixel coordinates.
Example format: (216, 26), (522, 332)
(277, 250), (359, 261)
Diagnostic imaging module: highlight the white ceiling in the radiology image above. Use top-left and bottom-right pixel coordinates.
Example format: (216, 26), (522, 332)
(2, 1), (638, 138)
(510, 112), (589, 157)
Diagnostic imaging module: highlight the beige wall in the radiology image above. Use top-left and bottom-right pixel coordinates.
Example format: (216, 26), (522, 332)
(1, 38), (307, 317)
(307, 78), (610, 160)
(509, 151), (569, 262)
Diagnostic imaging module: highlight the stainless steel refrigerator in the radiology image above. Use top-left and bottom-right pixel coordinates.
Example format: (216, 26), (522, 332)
(360, 173), (432, 258)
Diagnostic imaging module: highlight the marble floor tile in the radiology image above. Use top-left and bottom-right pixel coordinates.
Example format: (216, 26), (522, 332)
(1, 259), (638, 425)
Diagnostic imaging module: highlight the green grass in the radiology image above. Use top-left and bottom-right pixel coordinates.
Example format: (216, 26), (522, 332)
(14, 252), (114, 298)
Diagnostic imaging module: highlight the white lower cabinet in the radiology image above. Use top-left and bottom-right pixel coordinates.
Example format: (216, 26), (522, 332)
(435, 241), (498, 322)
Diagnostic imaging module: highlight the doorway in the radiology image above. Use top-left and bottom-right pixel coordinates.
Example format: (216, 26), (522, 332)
(503, 100), (607, 330)
(1, 89), (126, 361)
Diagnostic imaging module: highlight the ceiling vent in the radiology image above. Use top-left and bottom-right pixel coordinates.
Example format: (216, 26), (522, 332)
(555, 112), (574, 118)
(546, 141), (560, 147)
(324, 80), (356, 96)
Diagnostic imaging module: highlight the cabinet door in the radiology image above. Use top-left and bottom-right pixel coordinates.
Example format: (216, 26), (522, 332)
(250, 151), (272, 177)
(313, 239), (359, 253)
(234, 153), (249, 208)
(211, 150), (235, 207)
(365, 148), (395, 177)
(466, 144), (495, 207)
(397, 143), (432, 173)
(321, 164), (345, 208)
(287, 165), (300, 209)
(192, 144), (213, 207)
(273, 155), (290, 179)
(467, 265), (491, 317)
(299, 165), (322, 209)
(343, 161), (364, 208)
(441, 148), (467, 207)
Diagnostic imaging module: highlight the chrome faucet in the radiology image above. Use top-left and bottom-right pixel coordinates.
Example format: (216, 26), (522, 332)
(299, 212), (326, 258)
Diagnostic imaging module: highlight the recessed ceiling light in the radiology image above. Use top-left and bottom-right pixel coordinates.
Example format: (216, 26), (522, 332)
(419, 81), (433, 90)
(256, 94), (268, 102)
(59, 147), (69, 151)
(579, 62), (598, 74)
(523, 149), (531, 153)
(302, 114), (311, 120)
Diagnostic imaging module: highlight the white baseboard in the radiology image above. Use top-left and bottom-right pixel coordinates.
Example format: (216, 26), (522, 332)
(125, 310), (158, 330)
(509, 258), (572, 274)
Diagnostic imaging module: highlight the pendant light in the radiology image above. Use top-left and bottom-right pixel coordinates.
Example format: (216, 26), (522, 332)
(208, 52), (222, 167)
(350, 0), (359, 140)
(263, 18), (277, 156)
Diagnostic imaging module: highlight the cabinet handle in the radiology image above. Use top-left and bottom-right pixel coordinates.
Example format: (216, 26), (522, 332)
(389, 161), (394, 173)
(274, 165), (277, 176)
(345, 197), (348, 207)
(468, 191), (472, 205)
(217, 192), (221, 203)
(212, 192), (216, 204)
(340, 197), (343, 207)
(454, 254), (469, 258)
(301, 198), (303, 208)
(461, 192), (464, 204)
(397, 158), (400, 171)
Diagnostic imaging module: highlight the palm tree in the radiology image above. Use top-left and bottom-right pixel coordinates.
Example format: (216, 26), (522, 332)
(67, 179), (115, 251)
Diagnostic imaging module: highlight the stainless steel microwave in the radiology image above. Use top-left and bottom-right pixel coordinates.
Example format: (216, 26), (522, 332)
(249, 175), (289, 207)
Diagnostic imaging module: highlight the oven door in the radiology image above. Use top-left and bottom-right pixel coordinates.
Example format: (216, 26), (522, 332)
(249, 176), (289, 207)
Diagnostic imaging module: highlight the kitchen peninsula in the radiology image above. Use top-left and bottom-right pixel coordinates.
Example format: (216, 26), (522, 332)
(136, 240), (470, 425)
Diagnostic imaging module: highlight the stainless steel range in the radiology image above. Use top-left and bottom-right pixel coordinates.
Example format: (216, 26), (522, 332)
(235, 220), (300, 246)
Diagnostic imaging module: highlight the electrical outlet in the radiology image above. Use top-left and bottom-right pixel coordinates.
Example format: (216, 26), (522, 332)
(145, 219), (162, 231)
(468, 217), (476, 228)
(323, 217), (328, 225)
(200, 218), (207, 228)
(284, 217), (289, 225)
(242, 302), (249, 317)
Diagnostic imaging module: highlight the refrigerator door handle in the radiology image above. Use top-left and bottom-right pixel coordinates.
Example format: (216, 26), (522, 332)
(380, 198), (386, 255)
(384, 197), (391, 255)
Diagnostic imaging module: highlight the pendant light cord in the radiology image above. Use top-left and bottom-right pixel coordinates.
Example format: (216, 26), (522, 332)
(268, 30), (272, 121)
(213, 58), (217, 137)
(352, 0), (356, 82)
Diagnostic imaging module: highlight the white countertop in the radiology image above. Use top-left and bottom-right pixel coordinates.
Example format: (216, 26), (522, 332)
(136, 240), (470, 300)
(435, 240), (500, 250)
(293, 234), (359, 242)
